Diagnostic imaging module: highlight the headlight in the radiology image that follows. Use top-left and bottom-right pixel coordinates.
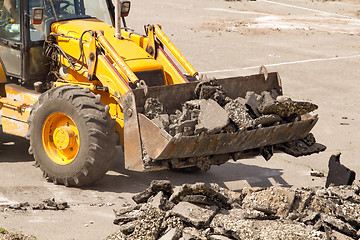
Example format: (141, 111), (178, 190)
(31, 7), (44, 25)
(121, 1), (131, 17)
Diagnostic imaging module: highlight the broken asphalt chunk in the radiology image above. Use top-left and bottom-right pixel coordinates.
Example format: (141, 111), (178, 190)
(170, 202), (218, 228)
(326, 153), (356, 188)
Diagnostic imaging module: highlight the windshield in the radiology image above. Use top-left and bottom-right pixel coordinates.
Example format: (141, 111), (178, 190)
(30, 0), (112, 41)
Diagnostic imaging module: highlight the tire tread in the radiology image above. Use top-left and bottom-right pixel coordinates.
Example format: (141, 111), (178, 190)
(27, 85), (116, 187)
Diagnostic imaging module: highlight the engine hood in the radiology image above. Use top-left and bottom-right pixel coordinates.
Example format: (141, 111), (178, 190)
(51, 18), (163, 72)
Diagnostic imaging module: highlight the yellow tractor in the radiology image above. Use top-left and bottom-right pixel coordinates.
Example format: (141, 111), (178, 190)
(0, 0), (323, 186)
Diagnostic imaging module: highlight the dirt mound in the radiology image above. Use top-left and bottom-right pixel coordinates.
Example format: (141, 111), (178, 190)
(107, 181), (360, 240)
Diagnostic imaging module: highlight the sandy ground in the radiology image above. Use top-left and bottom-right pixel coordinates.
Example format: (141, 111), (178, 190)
(0, 0), (359, 239)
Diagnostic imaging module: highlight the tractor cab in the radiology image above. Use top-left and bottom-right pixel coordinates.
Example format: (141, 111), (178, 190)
(0, 0), (115, 88)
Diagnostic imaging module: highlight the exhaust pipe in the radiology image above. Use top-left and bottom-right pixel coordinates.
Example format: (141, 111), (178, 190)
(115, 0), (122, 39)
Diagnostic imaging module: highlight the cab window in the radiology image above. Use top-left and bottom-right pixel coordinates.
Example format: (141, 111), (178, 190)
(29, 0), (112, 42)
(0, 0), (21, 41)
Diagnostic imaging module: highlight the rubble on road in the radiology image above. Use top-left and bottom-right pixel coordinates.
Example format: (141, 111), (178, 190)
(0, 198), (69, 211)
(326, 153), (356, 188)
(311, 170), (325, 178)
(106, 180), (360, 240)
(0, 228), (36, 240)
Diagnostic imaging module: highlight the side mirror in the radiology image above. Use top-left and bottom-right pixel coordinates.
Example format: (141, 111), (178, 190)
(31, 7), (44, 25)
(120, 1), (131, 17)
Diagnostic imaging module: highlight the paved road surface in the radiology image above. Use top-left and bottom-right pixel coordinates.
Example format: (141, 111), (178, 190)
(0, 0), (359, 239)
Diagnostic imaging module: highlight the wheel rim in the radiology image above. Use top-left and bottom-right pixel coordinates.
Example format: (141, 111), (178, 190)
(42, 112), (80, 165)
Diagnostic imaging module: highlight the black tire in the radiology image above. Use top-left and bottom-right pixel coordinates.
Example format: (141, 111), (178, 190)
(26, 85), (117, 187)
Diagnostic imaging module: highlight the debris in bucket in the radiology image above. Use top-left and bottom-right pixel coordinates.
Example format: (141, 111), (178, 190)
(275, 133), (327, 157)
(106, 181), (360, 240)
(145, 78), (318, 137)
(142, 78), (323, 161)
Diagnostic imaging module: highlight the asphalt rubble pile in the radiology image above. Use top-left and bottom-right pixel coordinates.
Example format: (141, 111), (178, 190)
(107, 180), (360, 240)
(0, 228), (37, 240)
(143, 78), (321, 157)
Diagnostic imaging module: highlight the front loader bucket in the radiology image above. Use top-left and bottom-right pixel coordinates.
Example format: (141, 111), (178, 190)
(123, 72), (318, 171)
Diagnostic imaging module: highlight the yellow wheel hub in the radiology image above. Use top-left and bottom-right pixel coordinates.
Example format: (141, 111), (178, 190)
(42, 112), (80, 165)
(53, 126), (76, 150)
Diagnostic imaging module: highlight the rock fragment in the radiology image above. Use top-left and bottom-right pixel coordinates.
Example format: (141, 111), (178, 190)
(293, 188), (314, 213)
(330, 230), (354, 240)
(182, 195), (212, 205)
(325, 153), (356, 188)
(169, 99), (229, 136)
(181, 227), (207, 240)
(113, 205), (139, 217)
(225, 97), (255, 129)
(242, 187), (296, 217)
(254, 114), (282, 126)
(275, 133), (326, 157)
(169, 183), (230, 209)
(310, 171), (325, 177)
(144, 98), (165, 118)
(9, 199), (69, 211)
(195, 99), (229, 134)
(259, 98), (318, 119)
(245, 91), (261, 117)
(118, 220), (138, 235)
(132, 180), (173, 204)
(151, 114), (170, 131)
(209, 183), (243, 206)
(108, 204), (165, 239)
(158, 227), (181, 240)
(194, 79), (230, 106)
(322, 214), (357, 238)
(300, 211), (320, 225)
(170, 202), (217, 228)
(328, 185), (360, 203)
(208, 235), (232, 240)
(148, 191), (175, 211)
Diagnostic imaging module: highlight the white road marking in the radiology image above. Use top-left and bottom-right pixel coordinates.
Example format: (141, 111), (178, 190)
(205, 8), (268, 15)
(45, 183), (72, 203)
(0, 193), (18, 206)
(201, 54), (360, 74)
(258, 0), (350, 18)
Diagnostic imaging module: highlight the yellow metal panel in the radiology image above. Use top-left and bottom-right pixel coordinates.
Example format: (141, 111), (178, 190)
(126, 59), (164, 73)
(51, 19), (151, 61)
(0, 84), (40, 137)
(156, 47), (188, 85)
(154, 25), (198, 78)
(1, 117), (28, 137)
(0, 61), (6, 83)
(127, 31), (188, 84)
(1, 104), (30, 122)
(5, 84), (40, 105)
